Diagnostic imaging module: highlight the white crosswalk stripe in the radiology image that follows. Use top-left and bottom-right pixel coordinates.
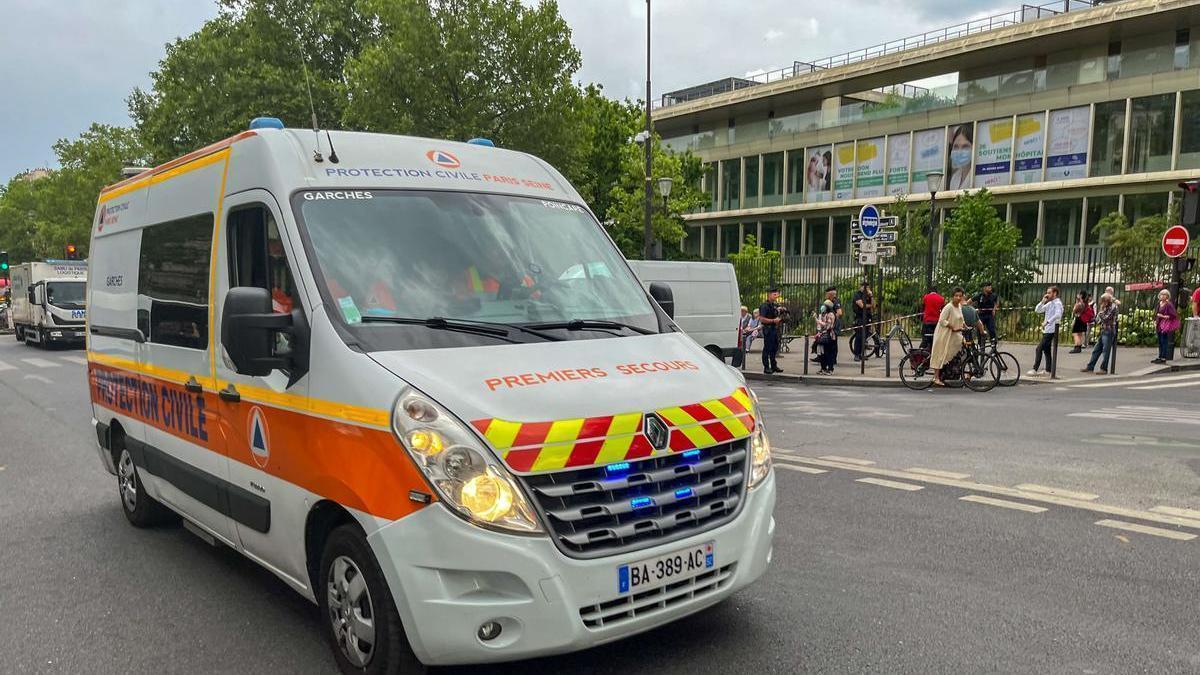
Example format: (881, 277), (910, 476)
(60, 355), (88, 365)
(1069, 405), (1200, 426)
(21, 358), (59, 368)
(0, 361), (15, 371)
(1066, 372), (1200, 389)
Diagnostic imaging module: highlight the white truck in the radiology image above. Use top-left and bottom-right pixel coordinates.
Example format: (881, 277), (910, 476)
(627, 260), (741, 362)
(11, 260), (88, 347)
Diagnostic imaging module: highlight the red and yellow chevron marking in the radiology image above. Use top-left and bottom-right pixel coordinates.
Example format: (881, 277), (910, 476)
(470, 387), (756, 473)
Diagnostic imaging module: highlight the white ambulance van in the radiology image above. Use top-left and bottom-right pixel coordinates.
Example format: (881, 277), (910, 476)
(87, 119), (775, 672)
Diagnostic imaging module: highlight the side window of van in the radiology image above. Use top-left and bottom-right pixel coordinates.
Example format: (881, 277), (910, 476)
(138, 213), (213, 350)
(228, 205), (299, 355)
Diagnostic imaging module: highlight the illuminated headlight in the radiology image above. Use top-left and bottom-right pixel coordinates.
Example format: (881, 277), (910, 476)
(746, 387), (772, 489)
(392, 388), (542, 534)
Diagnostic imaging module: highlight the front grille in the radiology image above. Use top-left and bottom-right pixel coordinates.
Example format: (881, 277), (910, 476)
(521, 439), (748, 559)
(579, 563), (737, 629)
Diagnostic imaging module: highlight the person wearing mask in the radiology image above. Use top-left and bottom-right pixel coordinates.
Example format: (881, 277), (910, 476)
(973, 282), (998, 341)
(851, 281), (881, 361)
(1153, 289), (1180, 364)
(1028, 286), (1063, 376)
(1082, 293), (1117, 375)
(1069, 290), (1093, 353)
(815, 300), (838, 375)
(759, 288), (784, 375)
(930, 287), (966, 387)
(946, 125), (973, 190)
(921, 285), (945, 350)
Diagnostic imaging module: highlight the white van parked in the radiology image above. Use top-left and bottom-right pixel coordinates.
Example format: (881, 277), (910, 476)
(627, 260), (740, 362)
(87, 120), (775, 672)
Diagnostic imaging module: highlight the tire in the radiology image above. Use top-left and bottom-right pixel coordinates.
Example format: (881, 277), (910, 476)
(116, 448), (175, 527)
(964, 354), (1000, 392)
(994, 351), (1021, 387)
(899, 351), (933, 391)
(319, 524), (425, 675)
(704, 345), (725, 362)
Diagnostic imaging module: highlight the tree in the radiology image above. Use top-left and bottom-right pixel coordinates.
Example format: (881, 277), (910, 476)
(603, 137), (707, 259)
(342, 0), (585, 176)
(1094, 209), (1175, 285)
(572, 85), (640, 223)
(940, 188), (1038, 294)
(727, 236), (781, 308)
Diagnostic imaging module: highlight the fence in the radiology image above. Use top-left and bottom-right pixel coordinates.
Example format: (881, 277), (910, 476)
(724, 245), (1199, 345)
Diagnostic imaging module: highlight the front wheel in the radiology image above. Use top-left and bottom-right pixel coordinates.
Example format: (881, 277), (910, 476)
(319, 525), (424, 675)
(964, 354), (1000, 392)
(900, 351), (933, 390)
(994, 351), (1021, 386)
(117, 448), (176, 527)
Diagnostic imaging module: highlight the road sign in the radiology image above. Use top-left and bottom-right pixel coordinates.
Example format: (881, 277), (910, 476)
(875, 231), (897, 243)
(877, 245), (897, 256)
(859, 204), (881, 239)
(858, 252), (878, 265)
(859, 240), (879, 254)
(1162, 224), (1190, 258)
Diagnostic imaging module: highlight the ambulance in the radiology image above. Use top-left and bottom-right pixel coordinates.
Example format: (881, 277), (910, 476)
(86, 118), (775, 672)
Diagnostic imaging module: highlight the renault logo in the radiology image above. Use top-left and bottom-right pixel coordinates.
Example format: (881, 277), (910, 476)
(644, 414), (669, 450)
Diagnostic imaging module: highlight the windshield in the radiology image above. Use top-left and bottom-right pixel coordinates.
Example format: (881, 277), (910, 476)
(295, 190), (659, 349)
(46, 281), (86, 307)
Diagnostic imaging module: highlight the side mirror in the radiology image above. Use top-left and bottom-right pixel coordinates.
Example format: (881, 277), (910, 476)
(221, 287), (291, 376)
(649, 282), (674, 319)
(27, 286), (35, 304)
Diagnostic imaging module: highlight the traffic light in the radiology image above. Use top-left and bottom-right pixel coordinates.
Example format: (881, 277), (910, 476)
(0, 250), (8, 273)
(65, 243), (77, 260)
(1179, 180), (1200, 230)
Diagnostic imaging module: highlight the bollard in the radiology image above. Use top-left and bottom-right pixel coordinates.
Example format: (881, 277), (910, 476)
(859, 323), (866, 375)
(885, 329), (892, 378)
(1050, 322), (1060, 379)
(803, 334), (810, 375)
(1110, 312), (1118, 375)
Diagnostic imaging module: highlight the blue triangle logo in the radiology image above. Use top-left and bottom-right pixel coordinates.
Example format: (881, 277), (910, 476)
(252, 422), (266, 452)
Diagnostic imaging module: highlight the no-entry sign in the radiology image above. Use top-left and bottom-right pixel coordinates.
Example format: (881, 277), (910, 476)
(1162, 224), (1190, 258)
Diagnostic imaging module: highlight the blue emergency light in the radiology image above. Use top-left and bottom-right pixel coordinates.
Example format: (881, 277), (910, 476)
(630, 496), (654, 509)
(249, 117), (285, 130)
(605, 461), (631, 477)
(467, 137), (495, 147)
(674, 487), (694, 499)
(681, 449), (701, 461)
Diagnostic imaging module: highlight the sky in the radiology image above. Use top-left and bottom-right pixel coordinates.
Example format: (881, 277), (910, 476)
(0, 0), (1006, 183)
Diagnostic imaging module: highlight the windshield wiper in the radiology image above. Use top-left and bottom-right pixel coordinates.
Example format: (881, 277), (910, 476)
(359, 316), (564, 342)
(526, 319), (657, 336)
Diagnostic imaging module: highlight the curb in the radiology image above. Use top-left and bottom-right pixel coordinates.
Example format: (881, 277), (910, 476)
(743, 359), (1200, 388)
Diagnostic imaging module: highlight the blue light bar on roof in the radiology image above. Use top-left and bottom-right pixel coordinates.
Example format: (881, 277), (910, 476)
(249, 117), (285, 130)
(467, 137), (495, 147)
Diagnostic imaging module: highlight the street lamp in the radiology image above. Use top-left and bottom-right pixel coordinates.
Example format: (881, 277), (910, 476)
(642, 0), (654, 261)
(657, 176), (673, 209)
(925, 170), (944, 290)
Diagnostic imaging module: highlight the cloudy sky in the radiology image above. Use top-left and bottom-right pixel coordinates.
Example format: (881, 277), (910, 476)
(1, 0), (1003, 183)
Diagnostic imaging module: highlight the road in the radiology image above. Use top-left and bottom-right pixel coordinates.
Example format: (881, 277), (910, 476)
(1, 337), (1197, 674)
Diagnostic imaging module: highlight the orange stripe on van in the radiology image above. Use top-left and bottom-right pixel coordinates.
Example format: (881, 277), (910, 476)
(99, 130), (257, 203)
(88, 361), (432, 521)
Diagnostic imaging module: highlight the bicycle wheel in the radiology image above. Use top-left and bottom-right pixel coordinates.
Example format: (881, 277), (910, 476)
(994, 351), (1020, 387)
(965, 354), (1000, 392)
(899, 350), (933, 390)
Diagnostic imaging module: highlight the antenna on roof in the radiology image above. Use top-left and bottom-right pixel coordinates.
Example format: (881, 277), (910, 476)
(325, 130), (339, 164)
(299, 53), (323, 163)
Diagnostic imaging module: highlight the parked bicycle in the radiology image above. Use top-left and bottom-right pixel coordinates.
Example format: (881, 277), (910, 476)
(979, 333), (1021, 387)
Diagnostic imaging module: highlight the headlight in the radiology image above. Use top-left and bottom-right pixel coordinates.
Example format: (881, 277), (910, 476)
(746, 386), (772, 488)
(392, 388), (542, 534)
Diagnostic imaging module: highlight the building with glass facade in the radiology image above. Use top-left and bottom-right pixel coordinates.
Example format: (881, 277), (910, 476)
(655, 0), (1200, 262)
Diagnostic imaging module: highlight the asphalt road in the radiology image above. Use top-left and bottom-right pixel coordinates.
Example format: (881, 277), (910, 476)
(1, 337), (1197, 674)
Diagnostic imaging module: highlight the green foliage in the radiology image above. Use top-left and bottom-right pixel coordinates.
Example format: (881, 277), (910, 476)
(573, 86), (640, 224)
(727, 236), (781, 309)
(604, 137), (708, 259)
(940, 188), (1039, 294)
(1095, 210), (1173, 284)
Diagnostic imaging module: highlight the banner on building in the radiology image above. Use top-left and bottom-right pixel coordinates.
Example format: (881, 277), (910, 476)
(804, 145), (832, 203)
(911, 127), (945, 194)
(1046, 106), (1089, 180)
(885, 133), (910, 196)
(855, 137), (885, 199)
(834, 142), (856, 200)
(1013, 113), (1045, 184)
(974, 117), (1013, 187)
(945, 123), (974, 190)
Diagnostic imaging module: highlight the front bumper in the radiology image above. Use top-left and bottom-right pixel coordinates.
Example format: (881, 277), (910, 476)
(46, 327), (86, 342)
(367, 470), (776, 666)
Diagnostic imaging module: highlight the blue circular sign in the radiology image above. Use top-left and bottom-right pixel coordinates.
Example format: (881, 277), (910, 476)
(859, 204), (881, 239)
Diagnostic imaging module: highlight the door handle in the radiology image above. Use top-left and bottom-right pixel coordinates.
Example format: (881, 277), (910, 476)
(184, 376), (203, 394)
(219, 384), (241, 403)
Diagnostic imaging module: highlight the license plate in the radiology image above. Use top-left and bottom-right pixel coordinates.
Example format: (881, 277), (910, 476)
(618, 541), (714, 594)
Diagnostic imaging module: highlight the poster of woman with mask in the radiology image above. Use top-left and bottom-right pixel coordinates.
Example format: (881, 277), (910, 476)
(805, 145), (832, 202)
(946, 124), (974, 190)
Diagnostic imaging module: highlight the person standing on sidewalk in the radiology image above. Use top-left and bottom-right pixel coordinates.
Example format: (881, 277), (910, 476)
(815, 300), (838, 375)
(974, 282), (998, 341)
(1153, 289), (1179, 364)
(1028, 286), (1062, 377)
(759, 288), (784, 375)
(921, 285), (945, 351)
(732, 306), (751, 368)
(1081, 293), (1117, 374)
(1069, 290), (1093, 353)
(1192, 284), (1200, 318)
(851, 281), (881, 361)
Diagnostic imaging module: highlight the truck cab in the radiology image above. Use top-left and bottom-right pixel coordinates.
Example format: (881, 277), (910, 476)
(11, 260), (88, 347)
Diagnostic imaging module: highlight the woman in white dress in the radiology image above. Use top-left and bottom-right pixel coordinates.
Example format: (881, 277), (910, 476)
(930, 287), (966, 387)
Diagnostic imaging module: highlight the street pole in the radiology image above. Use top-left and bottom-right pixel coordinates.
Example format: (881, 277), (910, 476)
(925, 191), (936, 290)
(642, 0), (654, 261)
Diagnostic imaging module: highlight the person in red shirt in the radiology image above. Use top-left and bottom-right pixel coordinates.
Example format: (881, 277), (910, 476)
(920, 285), (945, 350)
(1192, 285), (1200, 318)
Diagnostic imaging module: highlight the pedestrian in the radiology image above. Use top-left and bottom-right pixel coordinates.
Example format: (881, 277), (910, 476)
(1069, 290), (1093, 353)
(960, 297), (986, 338)
(920, 284), (945, 350)
(930, 287), (966, 387)
(851, 281), (881, 361)
(1028, 286), (1063, 376)
(1081, 293), (1117, 374)
(974, 282), (998, 341)
(744, 309), (762, 355)
(1192, 284), (1200, 318)
(1152, 289), (1179, 364)
(759, 288), (784, 375)
(732, 306), (751, 368)
(815, 299), (838, 374)
(1104, 286), (1121, 310)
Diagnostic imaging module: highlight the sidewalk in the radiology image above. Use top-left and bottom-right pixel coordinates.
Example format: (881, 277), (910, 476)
(739, 334), (1199, 387)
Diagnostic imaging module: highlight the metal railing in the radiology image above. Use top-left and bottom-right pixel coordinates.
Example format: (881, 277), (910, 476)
(654, 0), (1099, 110)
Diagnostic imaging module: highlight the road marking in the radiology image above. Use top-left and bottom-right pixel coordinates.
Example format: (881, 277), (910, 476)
(856, 477), (923, 491)
(1130, 379), (1200, 390)
(23, 374), (52, 384)
(819, 455), (875, 466)
(773, 451), (1200, 531)
(960, 495), (1047, 513)
(906, 468), (971, 480)
(21, 358), (59, 368)
(1151, 505), (1200, 520)
(775, 463), (828, 474)
(1069, 405), (1199, 426)
(1015, 483), (1100, 501)
(1094, 519), (1196, 541)
(0, 361), (15, 371)
(1067, 373), (1200, 389)
(60, 355), (88, 365)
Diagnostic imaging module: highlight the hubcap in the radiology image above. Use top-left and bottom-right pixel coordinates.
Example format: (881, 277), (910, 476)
(117, 450), (137, 512)
(327, 555), (375, 668)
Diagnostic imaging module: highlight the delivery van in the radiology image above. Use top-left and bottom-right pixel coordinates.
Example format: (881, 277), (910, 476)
(627, 260), (740, 362)
(10, 260), (88, 346)
(87, 119), (775, 672)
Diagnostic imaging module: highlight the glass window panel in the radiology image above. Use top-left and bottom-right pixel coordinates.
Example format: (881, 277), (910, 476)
(762, 152), (783, 207)
(1120, 31), (1175, 78)
(760, 221), (781, 252)
(720, 159), (740, 210)
(1085, 195), (1119, 245)
(787, 150), (806, 200)
(704, 162), (718, 212)
(1090, 100), (1126, 177)
(683, 226), (701, 256)
(1175, 29), (1190, 69)
(1042, 199), (1082, 247)
(785, 220), (803, 256)
(1128, 94), (1175, 173)
(1123, 192), (1168, 223)
(703, 225), (718, 259)
(831, 216), (851, 255)
(138, 213), (213, 349)
(1012, 202), (1039, 246)
(1179, 90), (1200, 169)
(806, 218), (829, 256)
(721, 224), (741, 257)
(743, 156), (759, 207)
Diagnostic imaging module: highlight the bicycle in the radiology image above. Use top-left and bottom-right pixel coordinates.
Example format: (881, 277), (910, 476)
(900, 328), (999, 392)
(979, 333), (1021, 387)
